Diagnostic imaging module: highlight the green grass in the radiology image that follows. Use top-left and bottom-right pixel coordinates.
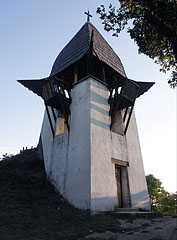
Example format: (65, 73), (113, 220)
(0, 149), (122, 240)
(0, 149), (164, 240)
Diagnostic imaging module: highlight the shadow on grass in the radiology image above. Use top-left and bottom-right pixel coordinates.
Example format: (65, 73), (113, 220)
(0, 149), (166, 240)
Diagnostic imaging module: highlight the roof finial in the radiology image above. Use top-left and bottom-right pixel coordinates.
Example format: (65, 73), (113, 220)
(84, 10), (92, 22)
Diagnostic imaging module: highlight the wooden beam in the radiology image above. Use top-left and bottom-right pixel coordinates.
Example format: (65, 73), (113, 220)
(58, 90), (70, 132)
(74, 65), (78, 84)
(61, 87), (70, 116)
(123, 107), (129, 122)
(110, 96), (121, 130)
(54, 76), (72, 91)
(102, 65), (106, 83)
(45, 104), (55, 137)
(124, 105), (134, 135)
(51, 107), (57, 122)
(111, 158), (129, 167)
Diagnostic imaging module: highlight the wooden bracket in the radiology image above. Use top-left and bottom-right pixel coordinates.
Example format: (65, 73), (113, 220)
(124, 105), (134, 135)
(45, 104), (55, 138)
(58, 87), (70, 132)
(108, 78), (139, 134)
(51, 107), (57, 122)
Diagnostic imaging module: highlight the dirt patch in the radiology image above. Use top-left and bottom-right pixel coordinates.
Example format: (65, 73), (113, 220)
(81, 215), (177, 240)
(79, 216), (177, 240)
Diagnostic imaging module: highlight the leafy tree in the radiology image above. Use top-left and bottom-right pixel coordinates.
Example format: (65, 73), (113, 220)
(97, 0), (177, 88)
(146, 174), (176, 214)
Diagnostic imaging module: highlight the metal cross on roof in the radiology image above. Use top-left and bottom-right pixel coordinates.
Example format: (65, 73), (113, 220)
(84, 10), (92, 22)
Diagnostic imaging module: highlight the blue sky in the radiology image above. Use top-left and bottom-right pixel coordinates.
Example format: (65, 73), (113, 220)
(0, 0), (176, 193)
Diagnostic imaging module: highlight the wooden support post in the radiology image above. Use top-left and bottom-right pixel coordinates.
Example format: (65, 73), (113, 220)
(109, 97), (115, 115)
(58, 91), (70, 132)
(110, 86), (122, 130)
(123, 107), (129, 122)
(109, 87), (118, 115)
(68, 91), (72, 103)
(45, 104), (55, 137)
(51, 107), (57, 122)
(108, 88), (113, 103)
(55, 76), (72, 91)
(124, 105), (134, 135)
(61, 87), (70, 116)
(110, 97), (121, 130)
(102, 65), (106, 83)
(74, 65), (78, 84)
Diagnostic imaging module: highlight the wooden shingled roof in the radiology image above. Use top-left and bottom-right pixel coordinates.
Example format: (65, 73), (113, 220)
(18, 22), (154, 100)
(50, 22), (126, 77)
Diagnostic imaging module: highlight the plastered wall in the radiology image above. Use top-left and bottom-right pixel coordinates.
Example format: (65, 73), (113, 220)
(40, 76), (150, 211)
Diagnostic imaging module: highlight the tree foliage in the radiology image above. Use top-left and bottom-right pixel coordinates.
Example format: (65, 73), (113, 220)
(97, 0), (177, 88)
(146, 174), (176, 214)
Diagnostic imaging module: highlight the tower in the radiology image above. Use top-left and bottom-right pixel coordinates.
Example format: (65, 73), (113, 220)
(18, 20), (154, 211)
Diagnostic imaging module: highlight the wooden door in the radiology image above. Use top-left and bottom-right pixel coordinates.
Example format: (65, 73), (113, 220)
(115, 166), (123, 208)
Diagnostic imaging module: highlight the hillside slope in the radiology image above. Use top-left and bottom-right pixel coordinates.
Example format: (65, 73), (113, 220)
(0, 149), (176, 240)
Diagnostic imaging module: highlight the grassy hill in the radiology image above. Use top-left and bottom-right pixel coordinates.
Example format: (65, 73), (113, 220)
(0, 149), (176, 240)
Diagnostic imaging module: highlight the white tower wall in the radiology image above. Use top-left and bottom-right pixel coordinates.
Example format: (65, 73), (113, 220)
(39, 76), (150, 211)
(126, 112), (150, 209)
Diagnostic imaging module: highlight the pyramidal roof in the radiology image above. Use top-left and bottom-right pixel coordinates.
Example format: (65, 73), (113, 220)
(18, 21), (154, 99)
(50, 22), (126, 77)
